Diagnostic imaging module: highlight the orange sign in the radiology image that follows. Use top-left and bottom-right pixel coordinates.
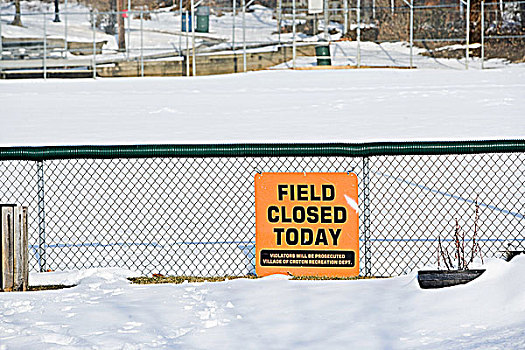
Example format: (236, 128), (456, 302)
(255, 172), (359, 277)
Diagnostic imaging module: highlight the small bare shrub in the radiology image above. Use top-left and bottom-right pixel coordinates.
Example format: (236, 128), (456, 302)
(437, 197), (484, 271)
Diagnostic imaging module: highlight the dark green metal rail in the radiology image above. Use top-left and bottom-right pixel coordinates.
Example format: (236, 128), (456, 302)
(0, 140), (524, 161)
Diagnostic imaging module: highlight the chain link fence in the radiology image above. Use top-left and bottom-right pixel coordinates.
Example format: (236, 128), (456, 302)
(1, 0), (524, 77)
(481, 0), (525, 67)
(0, 141), (523, 277)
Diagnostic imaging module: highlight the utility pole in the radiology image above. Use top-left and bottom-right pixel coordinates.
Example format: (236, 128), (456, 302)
(117, 0), (126, 51)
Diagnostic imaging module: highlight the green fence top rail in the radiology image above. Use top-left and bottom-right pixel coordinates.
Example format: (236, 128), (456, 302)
(0, 140), (524, 161)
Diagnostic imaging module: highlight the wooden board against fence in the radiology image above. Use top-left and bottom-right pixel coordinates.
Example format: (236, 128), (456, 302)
(1, 205), (28, 292)
(1, 205), (15, 292)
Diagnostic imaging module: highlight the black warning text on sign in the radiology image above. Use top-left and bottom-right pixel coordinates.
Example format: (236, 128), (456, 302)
(267, 183), (349, 247)
(260, 249), (355, 268)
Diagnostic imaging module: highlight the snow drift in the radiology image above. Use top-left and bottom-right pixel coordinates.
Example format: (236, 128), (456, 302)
(0, 257), (524, 349)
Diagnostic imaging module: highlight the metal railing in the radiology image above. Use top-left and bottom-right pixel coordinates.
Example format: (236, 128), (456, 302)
(0, 140), (523, 277)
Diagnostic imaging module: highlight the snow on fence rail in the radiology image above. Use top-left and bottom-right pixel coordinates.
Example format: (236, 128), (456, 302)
(0, 140), (524, 277)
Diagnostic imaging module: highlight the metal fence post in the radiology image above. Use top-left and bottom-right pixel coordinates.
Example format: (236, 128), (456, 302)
(357, 0), (361, 67)
(0, 13), (3, 67)
(466, 0), (470, 70)
(362, 156), (371, 276)
(277, 0), (282, 44)
(64, 0), (68, 55)
(344, 0), (348, 35)
(292, 0), (296, 69)
(481, 1), (485, 69)
(37, 161), (47, 272)
(324, 0), (329, 40)
(91, 11), (96, 79)
(43, 12), (47, 80)
(186, 10), (190, 76)
(242, 0), (246, 72)
(191, 0), (196, 76)
(232, 0), (236, 53)
(179, 0), (183, 57)
(140, 10), (144, 77)
(123, 0), (131, 60)
(127, 0), (131, 59)
(409, 0), (413, 68)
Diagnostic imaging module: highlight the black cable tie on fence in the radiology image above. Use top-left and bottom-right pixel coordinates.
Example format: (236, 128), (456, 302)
(0, 140), (524, 161)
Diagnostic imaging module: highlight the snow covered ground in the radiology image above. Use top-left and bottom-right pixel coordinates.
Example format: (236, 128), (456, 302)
(0, 1), (517, 69)
(0, 257), (524, 349)
(1, 67), (524, 146)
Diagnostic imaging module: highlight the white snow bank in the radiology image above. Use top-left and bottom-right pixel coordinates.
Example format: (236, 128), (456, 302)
(1, 257), (524, 349)
(29, 267), (141, 287)
(1, 68), (525, 146)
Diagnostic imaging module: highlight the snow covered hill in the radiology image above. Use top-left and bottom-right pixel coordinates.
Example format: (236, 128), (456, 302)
(0, 257), (524, 348)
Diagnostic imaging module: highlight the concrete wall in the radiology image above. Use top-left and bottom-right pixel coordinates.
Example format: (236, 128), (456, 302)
(98, 59), (184, 78)
(97, 44), (316, 78)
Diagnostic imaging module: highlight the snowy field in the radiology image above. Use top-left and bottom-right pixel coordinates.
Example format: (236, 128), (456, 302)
(1, 67), (525, 146)
(0, 258), (524, 349)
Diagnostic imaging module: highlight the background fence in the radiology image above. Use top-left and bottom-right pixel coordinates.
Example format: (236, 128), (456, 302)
(1, 0), (524, 78)
(0, 141), (523, 277)
(481, 0), (525, 67)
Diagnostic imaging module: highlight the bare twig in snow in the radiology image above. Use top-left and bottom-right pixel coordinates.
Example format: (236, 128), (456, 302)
(438, 235), (450, 270)
(471, 195), (480, 264)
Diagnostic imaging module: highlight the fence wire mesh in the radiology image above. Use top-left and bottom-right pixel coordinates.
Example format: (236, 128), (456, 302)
(0, 147), (523, 277)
